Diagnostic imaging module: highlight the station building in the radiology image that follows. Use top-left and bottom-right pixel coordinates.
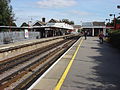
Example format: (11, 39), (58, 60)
(72, 25), (81, 34)
(0, 19), (74, 39)
(82, 22), (106, 36)
(33, 19), (74, 38)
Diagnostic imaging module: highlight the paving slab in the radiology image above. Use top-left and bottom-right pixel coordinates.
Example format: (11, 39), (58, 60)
(31, 38), (82, 90)
(61, 37), (120, 90)
(32, 78), (58, 90)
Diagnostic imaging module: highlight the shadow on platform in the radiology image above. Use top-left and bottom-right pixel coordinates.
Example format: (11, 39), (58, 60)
(87, 43), (120, 90)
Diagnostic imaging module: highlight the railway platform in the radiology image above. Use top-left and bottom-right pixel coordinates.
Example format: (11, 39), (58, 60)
(29, 37), (120, 90)
(0, 36), (65, 49)
(0, 35), (70, 60)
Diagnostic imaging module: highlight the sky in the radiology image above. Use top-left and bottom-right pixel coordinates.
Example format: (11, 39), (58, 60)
(11, 0), (120, 26)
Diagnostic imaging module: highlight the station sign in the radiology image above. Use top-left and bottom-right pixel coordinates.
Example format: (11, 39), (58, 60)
(24, 29), (29, 39)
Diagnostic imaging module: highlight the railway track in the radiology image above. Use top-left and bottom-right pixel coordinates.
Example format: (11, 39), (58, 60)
(0, 39), (67, 74)
(0, 35), (80, 90)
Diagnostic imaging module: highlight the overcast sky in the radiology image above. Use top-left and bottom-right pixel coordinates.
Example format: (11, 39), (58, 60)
(11, 0), (120, 26)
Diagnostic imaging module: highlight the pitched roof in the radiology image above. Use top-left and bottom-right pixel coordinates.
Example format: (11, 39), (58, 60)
(33, 21), (46, 26)
(48, 19), (60, 23)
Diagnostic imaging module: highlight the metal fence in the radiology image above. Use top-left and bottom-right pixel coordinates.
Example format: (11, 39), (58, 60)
(0, 31), (40, 44)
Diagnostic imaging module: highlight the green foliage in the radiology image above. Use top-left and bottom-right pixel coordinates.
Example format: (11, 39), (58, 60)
(0, 0), (15, 26)
(62, 19), (74, 25)
(12, 22), (17, 26)
(106, 16), (120, 26)
(108, 30), (120, 49)
(78, 29), (81, 33)
(116, 17), (120, 24)
(106, 22), (113, 26)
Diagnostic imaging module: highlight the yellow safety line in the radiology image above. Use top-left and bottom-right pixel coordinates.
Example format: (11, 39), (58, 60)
(54, 38), (83, 90)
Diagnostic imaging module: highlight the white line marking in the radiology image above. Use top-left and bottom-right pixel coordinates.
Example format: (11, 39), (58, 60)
(27, 37), (81, 90)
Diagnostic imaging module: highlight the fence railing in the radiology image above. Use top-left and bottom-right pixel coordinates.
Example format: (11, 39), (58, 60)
(0, 31), (40, 44)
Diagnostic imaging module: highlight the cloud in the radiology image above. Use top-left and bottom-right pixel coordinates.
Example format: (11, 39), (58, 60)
(37, 0), (77, 8)
(70, 10), (92, 16)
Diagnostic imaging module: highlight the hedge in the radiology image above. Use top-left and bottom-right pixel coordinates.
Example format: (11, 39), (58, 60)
(108, 30), (120, 49)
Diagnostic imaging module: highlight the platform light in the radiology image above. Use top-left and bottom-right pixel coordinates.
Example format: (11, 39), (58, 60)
(117, 5), (120, 9)
(106, 19), (110, 22)
(109, 14), (116, 30)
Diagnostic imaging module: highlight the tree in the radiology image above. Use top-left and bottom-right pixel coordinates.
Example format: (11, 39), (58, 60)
(106, 16), (120, 30)
(0, 0), (15, 26)
(109, 17), (120, 25)
(61, 19), (74, 25)
(116, 17), (120, 24)
(12, 22), (17, 26)
(106, 22), (114, 26)
(69, 21), (74, 25)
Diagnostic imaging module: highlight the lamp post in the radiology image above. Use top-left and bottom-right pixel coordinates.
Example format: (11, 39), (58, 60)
(28, 20), (32, 31)
(109, 14), (116, 30)
(28, 17), (33, 31)
(105, 19), (110, 28)
(117, 5), (120, 9)
(106, 19), (110, 23)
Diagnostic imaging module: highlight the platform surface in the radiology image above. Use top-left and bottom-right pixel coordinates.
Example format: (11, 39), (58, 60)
(30, 37), (120, 90)
(0, 36), (63, 50)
